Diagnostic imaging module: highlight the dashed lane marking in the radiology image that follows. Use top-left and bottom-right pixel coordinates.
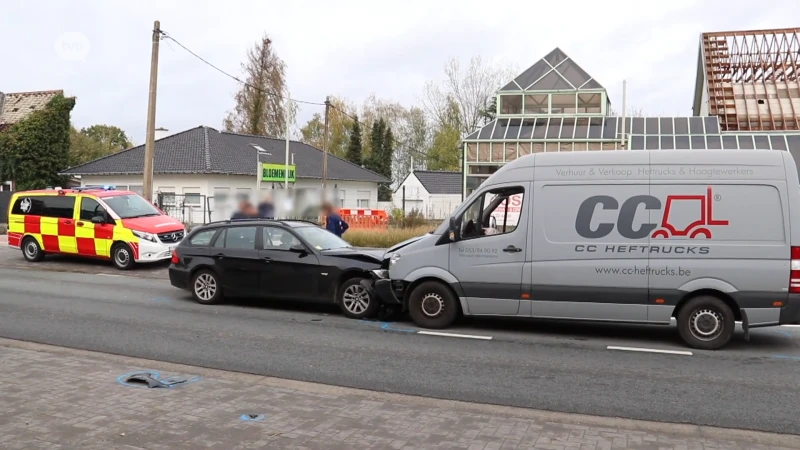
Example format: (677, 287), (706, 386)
(607, 346), (693, 356)
(417, 331), (493, 340)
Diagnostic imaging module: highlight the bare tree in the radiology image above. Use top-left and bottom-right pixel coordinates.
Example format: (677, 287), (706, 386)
(422, 56), (516, 136)
(223, 34), (297, 137)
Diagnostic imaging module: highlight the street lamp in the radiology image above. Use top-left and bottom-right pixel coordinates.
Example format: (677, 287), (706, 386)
(253, 145), (271, 200)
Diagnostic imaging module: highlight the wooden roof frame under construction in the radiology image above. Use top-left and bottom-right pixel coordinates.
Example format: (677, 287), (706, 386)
(693, 27), (800, 132)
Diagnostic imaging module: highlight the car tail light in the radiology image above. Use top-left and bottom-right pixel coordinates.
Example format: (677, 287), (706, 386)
(171, 249), (180, 265)
(790, 247), (800, 293)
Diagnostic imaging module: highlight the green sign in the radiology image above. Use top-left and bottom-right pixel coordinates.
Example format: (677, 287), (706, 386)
(261, 163), (296, 182)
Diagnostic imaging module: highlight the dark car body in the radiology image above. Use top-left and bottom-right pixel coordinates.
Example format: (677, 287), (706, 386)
(169, 219), (384, 305)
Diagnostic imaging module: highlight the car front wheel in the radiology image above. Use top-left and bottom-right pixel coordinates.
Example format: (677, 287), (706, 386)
(408, 281), (459, 329)
(338, 277), (378, 319)
(111, 243), (136, 270)
(192, 270), (223, 305)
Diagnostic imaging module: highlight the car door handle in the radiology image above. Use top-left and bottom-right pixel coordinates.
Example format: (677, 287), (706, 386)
(64, 220), (73, 225)
(261, 257), (272, 263)
(214, 253), (225, 259)
(503, 246), (522, 253)
(76, 221), (84, 227)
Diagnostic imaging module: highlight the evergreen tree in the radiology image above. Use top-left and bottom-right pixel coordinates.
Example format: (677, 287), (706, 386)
(345, 116), (362, 165)
(366, 118), (386, 173)
(379, 126), (394, 201)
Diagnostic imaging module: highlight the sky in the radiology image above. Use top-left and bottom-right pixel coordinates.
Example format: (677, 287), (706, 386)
(2, 0), (798, 144)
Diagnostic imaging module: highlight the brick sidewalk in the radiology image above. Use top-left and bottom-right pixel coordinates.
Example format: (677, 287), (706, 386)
(0, 339), (796, 450)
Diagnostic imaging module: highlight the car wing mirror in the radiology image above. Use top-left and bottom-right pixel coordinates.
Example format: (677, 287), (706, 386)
(449, 216), (461, 242)
(289, 244), (307, 253)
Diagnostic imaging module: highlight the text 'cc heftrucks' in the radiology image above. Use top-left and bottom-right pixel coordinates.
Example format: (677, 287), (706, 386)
(370, 150), (800, 350)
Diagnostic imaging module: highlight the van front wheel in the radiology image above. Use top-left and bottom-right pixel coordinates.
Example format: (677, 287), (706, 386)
(408, 281), (459, 329)
(677, 296), (735, 350)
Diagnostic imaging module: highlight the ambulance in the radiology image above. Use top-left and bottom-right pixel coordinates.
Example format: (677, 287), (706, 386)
(6, 186), (186, 270)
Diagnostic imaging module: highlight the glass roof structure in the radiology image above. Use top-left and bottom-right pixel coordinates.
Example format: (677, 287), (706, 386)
(499, 48), (604, 92)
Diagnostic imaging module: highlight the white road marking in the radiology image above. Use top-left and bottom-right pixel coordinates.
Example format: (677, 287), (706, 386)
(97, 273), (123, 278)
(417, 331), (493, 340)
(607, 346), (693, 356)
(781, 325), (800, 328)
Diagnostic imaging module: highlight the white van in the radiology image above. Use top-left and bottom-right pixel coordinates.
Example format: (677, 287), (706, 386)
(371, 150), (800, 350)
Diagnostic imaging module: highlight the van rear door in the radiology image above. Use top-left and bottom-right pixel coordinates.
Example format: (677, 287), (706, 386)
(448, 183), (529, 315)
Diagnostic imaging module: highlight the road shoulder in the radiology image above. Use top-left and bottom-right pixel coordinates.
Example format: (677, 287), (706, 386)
(0, 338), (795, 449)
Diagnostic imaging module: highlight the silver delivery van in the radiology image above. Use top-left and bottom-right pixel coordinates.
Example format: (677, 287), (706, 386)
(371, 149), (800, 350)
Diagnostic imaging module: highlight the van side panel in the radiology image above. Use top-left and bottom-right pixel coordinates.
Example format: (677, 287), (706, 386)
(529, 153), (651, 322)
(646, 151), (790, 326)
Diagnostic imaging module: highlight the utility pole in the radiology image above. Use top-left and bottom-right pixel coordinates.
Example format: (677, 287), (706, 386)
(143, 20), (161, 201)
(321, 96), (331, 195)
(284, 99), (291, 192)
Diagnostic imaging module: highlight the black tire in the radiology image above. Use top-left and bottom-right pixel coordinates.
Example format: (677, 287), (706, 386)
(191, 269), (223, 305)
(338, 277), (379, 319)
(21, 236), (44, 262)
(677, 296), (735, 350)
(111, 243), (135, 270)
(408, 281), (459, 329)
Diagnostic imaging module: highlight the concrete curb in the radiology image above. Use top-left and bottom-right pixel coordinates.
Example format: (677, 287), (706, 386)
(0, 337), (797, 448)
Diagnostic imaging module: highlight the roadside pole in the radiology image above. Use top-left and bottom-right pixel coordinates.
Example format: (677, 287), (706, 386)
(143, 20), (161, 202)
(322, 97), (330, 201)
(285, 99), (291, 193)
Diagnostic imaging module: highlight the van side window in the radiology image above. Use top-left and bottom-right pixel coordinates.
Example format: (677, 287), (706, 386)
(460, 186), (525, 240)
(42, 196), (76, 219)
(11, 196), (45, 216)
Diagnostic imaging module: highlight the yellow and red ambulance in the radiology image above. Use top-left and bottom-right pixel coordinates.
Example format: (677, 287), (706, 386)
(6, 186), (186, 270)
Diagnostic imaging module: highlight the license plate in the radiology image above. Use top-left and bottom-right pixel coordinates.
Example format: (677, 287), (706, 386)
(168, 245), (176, 251)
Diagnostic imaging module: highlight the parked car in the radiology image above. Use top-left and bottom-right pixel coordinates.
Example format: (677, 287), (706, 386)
(6, 186), (185, 270)
(372, 149), (800, 350)
(168, 219), (385, 319)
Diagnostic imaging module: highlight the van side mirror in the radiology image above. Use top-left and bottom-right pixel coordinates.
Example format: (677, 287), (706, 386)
(91, 215), (106, 224)
(449, 216), (461, 242)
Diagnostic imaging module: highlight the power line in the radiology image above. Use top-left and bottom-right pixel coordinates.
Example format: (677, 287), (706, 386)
(159, 30), (325, 107)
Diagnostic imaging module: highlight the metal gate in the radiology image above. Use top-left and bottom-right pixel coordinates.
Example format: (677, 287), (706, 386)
(155, 192), (208, 226)
(0, 191), (12, 224)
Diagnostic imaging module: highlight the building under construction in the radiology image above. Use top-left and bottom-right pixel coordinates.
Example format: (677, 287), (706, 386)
(693, 27), (800, 131)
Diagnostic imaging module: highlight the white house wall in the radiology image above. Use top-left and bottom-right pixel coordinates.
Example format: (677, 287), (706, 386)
(392, 174), (461, 219)
(79, 174), (379, 224)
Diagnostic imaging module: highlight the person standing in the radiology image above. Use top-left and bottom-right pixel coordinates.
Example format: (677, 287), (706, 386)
(323, 203), (349, 237)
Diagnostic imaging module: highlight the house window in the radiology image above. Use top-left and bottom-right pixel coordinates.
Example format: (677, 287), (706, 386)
(550, 94), (576, 114)
(577, 93), (602, 114)
(213, 187), (230, 201)
(524, 95), (548, 114)
(183, 188), (201, 206)
(356, 190), (370, 208)
(236, 188), (252, 202)
(500, 95), (523, 114)
(158, 187), (176, 205)
(339, 190), (346, 208)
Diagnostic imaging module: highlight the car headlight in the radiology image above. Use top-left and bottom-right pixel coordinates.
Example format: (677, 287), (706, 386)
(132, 230), (158, 243)
(390, 253), (401, 265)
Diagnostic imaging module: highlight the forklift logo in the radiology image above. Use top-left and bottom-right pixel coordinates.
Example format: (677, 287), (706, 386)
(651, 187), (728, 239)
(575, 186), (729, 240)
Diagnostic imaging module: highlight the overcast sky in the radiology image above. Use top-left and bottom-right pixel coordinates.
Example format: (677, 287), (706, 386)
(2, 0), (798, 143)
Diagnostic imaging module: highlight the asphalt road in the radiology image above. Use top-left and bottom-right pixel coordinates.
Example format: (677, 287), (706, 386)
(1, 265), (799, 435)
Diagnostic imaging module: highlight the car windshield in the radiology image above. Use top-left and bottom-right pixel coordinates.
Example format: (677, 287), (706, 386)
(102, 194), (162, 219)
(294, 226), (352, 251)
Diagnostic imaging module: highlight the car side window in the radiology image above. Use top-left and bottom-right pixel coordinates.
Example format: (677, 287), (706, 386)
(79, 198), (106, 222)
(189, 229), (218, 247)
(211, 229), (226, 248)
(459, 186), (525, 240)
(263, 226), (302, 251)
(224, 226), (257, 250)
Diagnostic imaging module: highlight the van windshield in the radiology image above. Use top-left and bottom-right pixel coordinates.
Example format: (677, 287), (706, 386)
(102, 194), (162, 219)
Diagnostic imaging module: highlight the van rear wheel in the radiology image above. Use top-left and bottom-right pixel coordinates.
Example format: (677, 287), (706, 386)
(677, 296), (735, 350)
(408, 281), (459, 329)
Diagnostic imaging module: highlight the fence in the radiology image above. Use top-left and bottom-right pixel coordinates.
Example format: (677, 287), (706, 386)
(155, 192), (209, 226)
(0, 191), (11, 223)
